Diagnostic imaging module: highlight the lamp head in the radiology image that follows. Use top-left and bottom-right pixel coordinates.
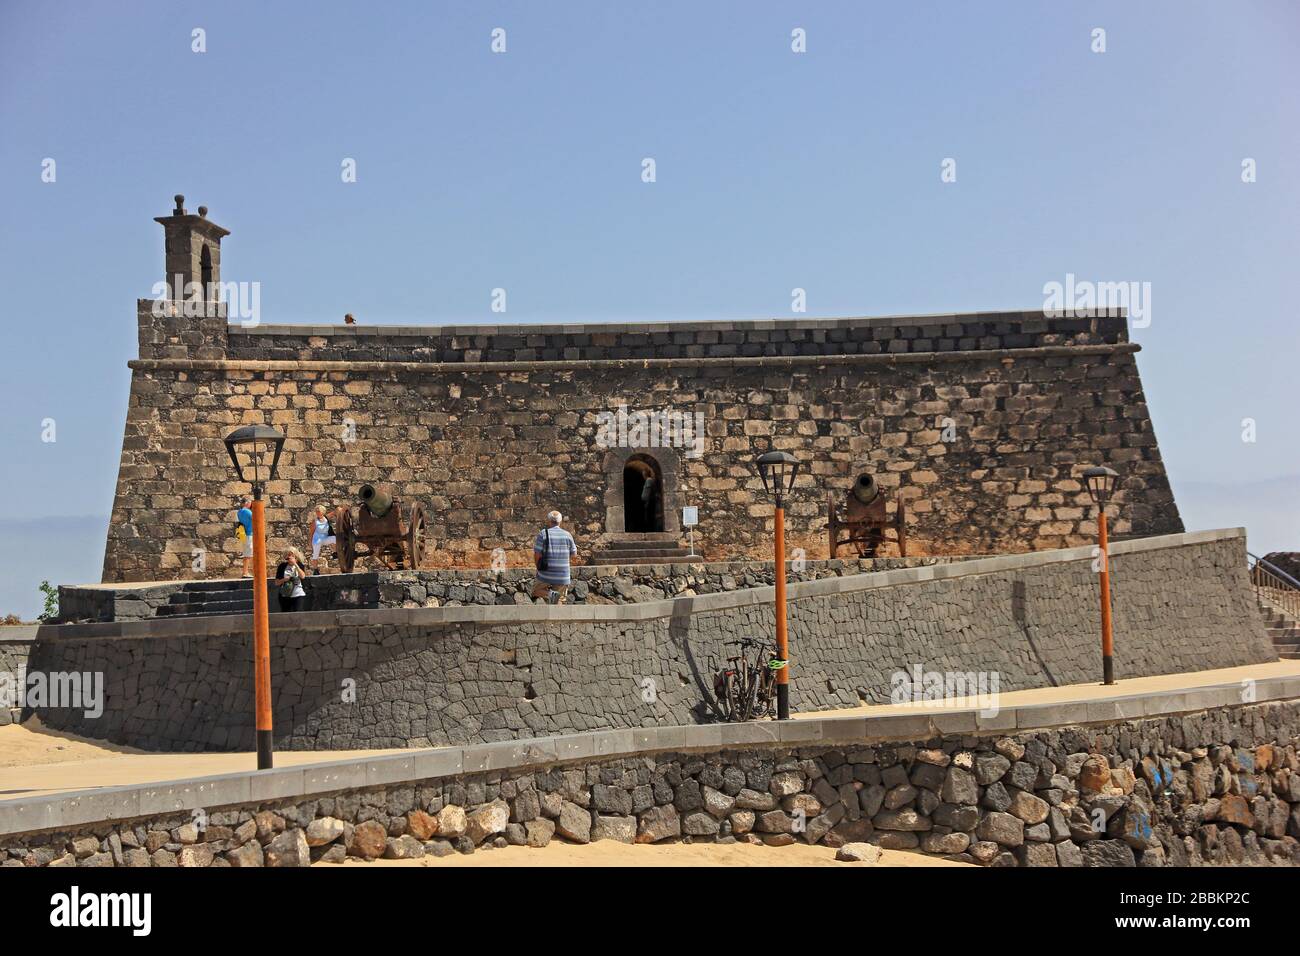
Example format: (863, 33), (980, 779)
(756, 450), (800, 500)
(1082, 465), (1120, 508)
(224, 425), (286, 492)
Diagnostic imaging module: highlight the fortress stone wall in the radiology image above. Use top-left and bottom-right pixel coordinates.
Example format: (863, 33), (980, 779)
(102, 200), (1182, 581)
(36, 532), (1272, 753)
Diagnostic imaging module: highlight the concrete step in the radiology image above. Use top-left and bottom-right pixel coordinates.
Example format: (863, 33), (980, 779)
(595, 545), (691, 557)
(178, 578), (259, 593)
(602, 533), (684, 545)
(157, 599), (254, 616)
(586, 554), (703, 567)
(588, 549), (694, 562)
(169, 589), (253, 604)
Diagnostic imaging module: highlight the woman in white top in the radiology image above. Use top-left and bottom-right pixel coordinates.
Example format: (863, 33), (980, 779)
(308, 505), (337, 572)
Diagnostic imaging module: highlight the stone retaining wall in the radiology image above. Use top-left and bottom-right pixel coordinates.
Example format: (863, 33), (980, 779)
(4, 693), (1298, 868)
(24, 531), (1277, 751)
(57, 556), (965, 622)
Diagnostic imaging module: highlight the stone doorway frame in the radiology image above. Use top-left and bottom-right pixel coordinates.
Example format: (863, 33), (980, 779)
(603, 447), (681, 535)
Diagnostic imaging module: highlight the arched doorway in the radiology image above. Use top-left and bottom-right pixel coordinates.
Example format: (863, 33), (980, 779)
(622, 454), (664, 533)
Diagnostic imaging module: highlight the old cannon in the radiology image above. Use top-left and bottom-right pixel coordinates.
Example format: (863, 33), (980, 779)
(827, 473), (907, 558)
(334, 484), (427, 572)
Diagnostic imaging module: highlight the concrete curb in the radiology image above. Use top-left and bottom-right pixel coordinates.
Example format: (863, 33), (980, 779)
(26, 529), (1246, 642)
(1, 668), (1291, 838)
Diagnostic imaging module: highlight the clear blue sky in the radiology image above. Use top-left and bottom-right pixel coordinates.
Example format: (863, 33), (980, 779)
(1, 1), (1297, 561)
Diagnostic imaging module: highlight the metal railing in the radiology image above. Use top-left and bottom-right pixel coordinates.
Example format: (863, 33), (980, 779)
(1247, 552), (1300, 622)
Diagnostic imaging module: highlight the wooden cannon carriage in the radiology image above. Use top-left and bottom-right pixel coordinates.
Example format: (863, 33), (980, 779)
(827, 473), (907, 558)
(334, 484), (427, 572)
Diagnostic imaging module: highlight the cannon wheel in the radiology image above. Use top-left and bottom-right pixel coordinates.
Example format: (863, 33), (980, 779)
(406, 502), (426, 570)
(337, 506), (356, 573)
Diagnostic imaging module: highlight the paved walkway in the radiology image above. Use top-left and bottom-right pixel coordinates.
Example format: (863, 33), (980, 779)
(1, 660), (1296, 802)
(797, 659), (1300, 719)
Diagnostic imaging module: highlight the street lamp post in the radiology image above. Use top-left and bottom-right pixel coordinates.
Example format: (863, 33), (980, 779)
(756, 451), (799, 720)
(1083, 465), (1120, 686)
(224, 425), (286, 769)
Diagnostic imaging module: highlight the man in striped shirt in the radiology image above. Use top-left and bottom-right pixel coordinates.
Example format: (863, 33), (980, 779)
(532, 511), (578, 604)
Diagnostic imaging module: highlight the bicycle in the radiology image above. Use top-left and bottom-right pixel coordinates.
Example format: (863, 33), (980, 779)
(712, 637), (788, 721)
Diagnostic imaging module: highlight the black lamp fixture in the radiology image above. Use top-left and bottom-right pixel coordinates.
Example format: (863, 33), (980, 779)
(1082, 465), (1120, 510)
(756, 450), (800, 503)
(223, 425), (286, 497)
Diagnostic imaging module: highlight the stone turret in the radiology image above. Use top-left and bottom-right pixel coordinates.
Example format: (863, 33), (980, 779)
(154, 193), (230, 302)
(137, 195), (230, 360)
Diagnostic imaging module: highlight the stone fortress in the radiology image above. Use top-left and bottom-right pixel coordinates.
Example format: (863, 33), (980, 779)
(6, 197), (1296, 871)
(105, 196), (1182, 582)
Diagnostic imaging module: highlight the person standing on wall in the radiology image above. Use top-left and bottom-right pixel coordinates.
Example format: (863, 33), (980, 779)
(274, 547), (309, 612)
(236, 497), (254, 577)
(531, 510), (577, 604)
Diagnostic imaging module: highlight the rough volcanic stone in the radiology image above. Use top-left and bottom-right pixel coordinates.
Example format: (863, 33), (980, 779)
(407, 810), (439, 841)
(1078, 755), (1111, 792)
(592, 815), (636, 843)
(976, 812), (1025, 847)
(226, 841), (264, 867)
(974, 752), (1012, 785)
(557, 801), (592, 843)
(526, 819), (556, 848)
(1082, 839), (1137, 867)
(941, 767), (979, 805)
(383, 834), (425, 860)
(306, 817), (345, 847)
(347, 821), (387, 860)
(265, 829), (311, 868)
(836, 842), (882, 863)
(1009, 791), (1051, 825)
(1016, 843), (1058, 867)
(636, 805), (681, 843)
(435, 805), (468, 839)
(466, 801), (510, 845)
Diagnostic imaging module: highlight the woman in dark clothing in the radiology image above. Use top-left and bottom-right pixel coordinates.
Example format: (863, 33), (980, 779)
(274, 547), (309, 612)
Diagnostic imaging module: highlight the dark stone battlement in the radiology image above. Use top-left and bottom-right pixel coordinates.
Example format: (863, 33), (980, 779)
(219, 311), (1129, 365)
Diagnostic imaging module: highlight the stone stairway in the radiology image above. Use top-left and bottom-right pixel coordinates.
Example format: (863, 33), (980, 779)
(586, 533), (700, 567)
(154, 579), (264, 618)
(1257, 594), (1300, 660)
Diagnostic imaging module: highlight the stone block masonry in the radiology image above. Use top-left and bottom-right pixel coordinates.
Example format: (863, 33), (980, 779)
(27, 531), (1275, 752)
(3, 692), (1299, 868)
(102, 209), (1183, 583)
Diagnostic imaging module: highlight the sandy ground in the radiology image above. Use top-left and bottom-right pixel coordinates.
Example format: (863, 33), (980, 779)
(0, 716), (145, 769)
(1, 659), (1296, 801)
(0, 719), (405, 800)
(316, 840), (971, 868)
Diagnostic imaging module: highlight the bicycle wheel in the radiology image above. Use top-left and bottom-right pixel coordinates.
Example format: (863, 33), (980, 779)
(738, 665), (761, 721)
(755, 665), (776, 718)
(715, 670), (736, 721)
